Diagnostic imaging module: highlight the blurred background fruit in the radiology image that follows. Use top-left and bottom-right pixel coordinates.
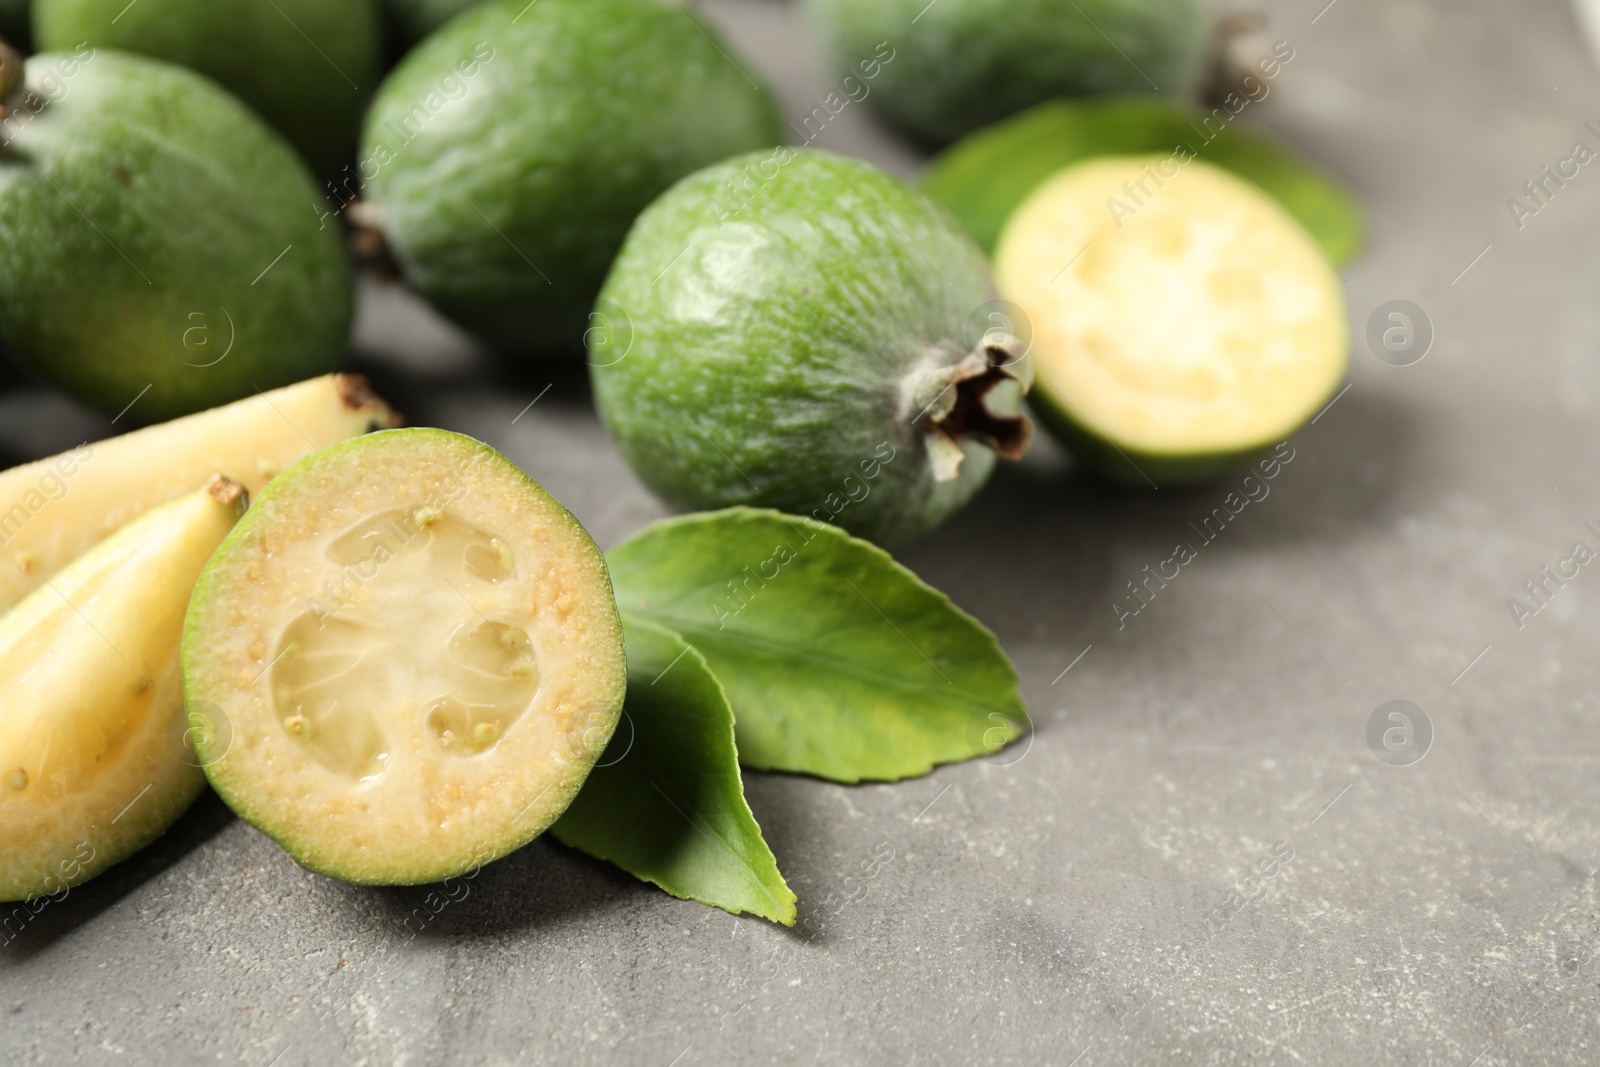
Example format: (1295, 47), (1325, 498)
(358, 0), (783, 357)
(802, 0), (1208, 145)
(0, 50), (353, 422)
(33, 0), (383, 177)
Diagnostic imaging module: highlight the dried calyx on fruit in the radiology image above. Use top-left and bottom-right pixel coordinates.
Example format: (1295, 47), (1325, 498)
(592, 148), (1034, 548)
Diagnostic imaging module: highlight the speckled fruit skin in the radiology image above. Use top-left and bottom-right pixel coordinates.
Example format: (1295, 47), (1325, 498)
(381, 0), (481, 47)
(803, 0), (1208, 145)
(361, 0), (782, 356)
(34, 0), (382, 177)
(592, 149), (1013, 549)
(0, 51), (352, 423)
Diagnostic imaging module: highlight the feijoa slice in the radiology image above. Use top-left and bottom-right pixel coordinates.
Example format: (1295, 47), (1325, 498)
(182, 428), (626, 885)
(995, 156), (1348, 485)
(0, 477), (247, 902)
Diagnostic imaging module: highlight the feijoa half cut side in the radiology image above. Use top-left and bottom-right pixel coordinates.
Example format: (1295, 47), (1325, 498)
(182, 429), (627, 885)
(995, 156), (1348, 485)
(0, 476), (247, 902)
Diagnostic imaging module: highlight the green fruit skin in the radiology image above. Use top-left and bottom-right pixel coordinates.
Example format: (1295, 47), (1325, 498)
(0, 0), (29, 49)
(592, 149), (1007, 549)
(33, 0), (382, 176)
(362, 0), (782, 356)
(0, 51), (352, 422)
(1029, 386), (1286, 487)
(381, 0), (481, 47)
(804, 0), (1207, 145)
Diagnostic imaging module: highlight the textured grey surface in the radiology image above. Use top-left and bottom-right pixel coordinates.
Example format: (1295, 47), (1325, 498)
(4, 0), (1600, 1063)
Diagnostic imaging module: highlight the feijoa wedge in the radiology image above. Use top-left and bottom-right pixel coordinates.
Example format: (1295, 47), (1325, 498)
(995, 157), (1348, 485)
(0, 374), (399, 615)
(182, 429), (626, 885)
(0, 477), (247, 902)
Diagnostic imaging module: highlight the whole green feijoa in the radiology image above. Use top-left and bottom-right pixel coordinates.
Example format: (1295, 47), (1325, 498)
(802, 0), (1208, 145)
(33, 0), (381, 177)
(590, 149), (1034, 549)
(0, 49), (352, 422)
(359, 0), (782, 356)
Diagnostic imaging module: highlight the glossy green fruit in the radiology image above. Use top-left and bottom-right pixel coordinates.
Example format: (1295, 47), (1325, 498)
(359, 0), (782, 355)
(995, 157), (1347, 486)
(33, 0), (381, 176)
(183, 428), (628, 885)
(0, 49), (353, 422)
(923, 95), (1365, 262)
(381, 0), (480, 47)
(802, 0), (1208, 145)
(591, 149), (1034, 549)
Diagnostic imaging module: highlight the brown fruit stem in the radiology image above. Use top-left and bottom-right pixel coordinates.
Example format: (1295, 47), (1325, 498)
(345, 198), (402, 282)
(906, 338), (1034, 483)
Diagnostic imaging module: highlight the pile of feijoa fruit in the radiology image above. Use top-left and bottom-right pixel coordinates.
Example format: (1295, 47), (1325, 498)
(0, 0), (1362, 920)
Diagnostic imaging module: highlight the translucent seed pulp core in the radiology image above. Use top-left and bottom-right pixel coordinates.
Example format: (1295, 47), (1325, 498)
(270, 507), (539, 781)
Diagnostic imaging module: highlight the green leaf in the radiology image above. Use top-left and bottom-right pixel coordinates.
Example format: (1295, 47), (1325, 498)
(606, 508), (1029, 783)
(921, 95), (1365, 264)
(552, 614), (796, 926)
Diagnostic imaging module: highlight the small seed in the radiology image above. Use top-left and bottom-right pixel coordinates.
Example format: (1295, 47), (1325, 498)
(4, 767), (27, 791)
(473, 722), (499, 746)
(285, 714), (308, 737)
(413, 505), (443, 528)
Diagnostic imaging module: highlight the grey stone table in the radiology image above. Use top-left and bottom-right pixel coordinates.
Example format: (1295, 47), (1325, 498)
(4, 0), (1600, 1063)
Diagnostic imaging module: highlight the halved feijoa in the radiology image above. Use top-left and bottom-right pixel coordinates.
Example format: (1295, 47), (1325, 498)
(0, 476), (248, 902)
(182, 428), (627, 885)
(995, 156), (1348, 485)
